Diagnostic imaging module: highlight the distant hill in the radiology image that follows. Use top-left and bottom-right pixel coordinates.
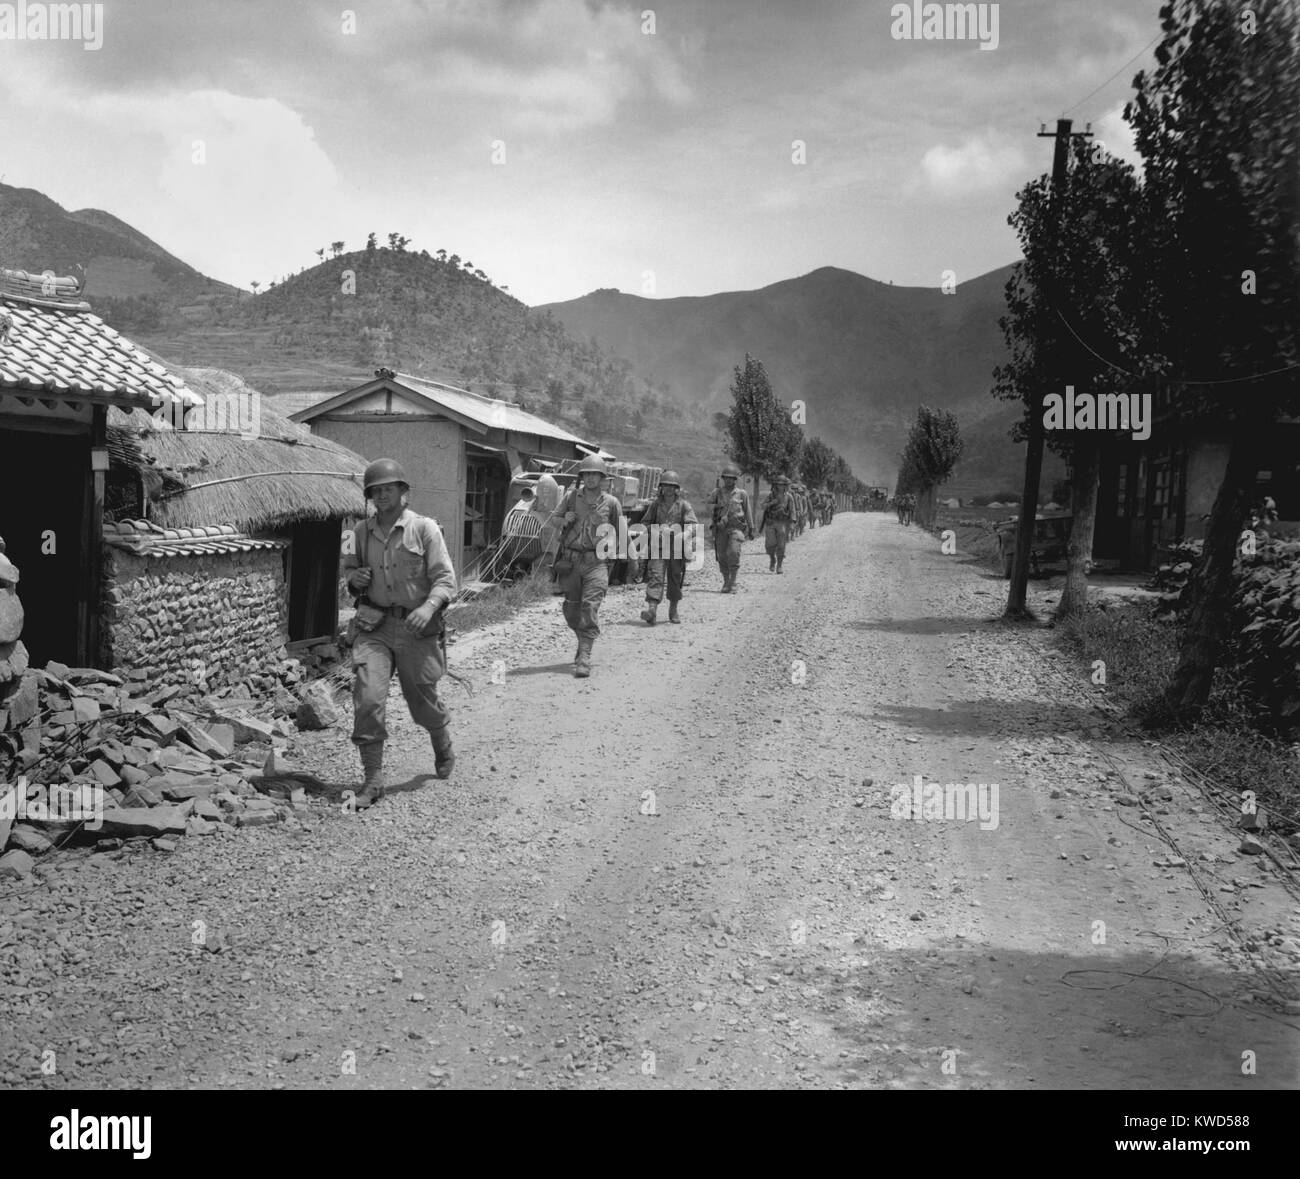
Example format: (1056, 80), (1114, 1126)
(539, 265), (1058, 491)
(2, 180), (1052, 496)
(119, 246), (671, 448)
(0, 182), (232, 304)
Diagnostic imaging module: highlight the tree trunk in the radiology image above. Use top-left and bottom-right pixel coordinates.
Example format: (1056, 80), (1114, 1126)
(1004, 389), (1046, 621)
(1054, 436), (1101, 621)
(1161, 419), (1261, 721)
(918, 485), (937, 529)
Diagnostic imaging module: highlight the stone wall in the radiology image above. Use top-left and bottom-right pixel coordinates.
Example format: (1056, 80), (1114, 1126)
(101, 547), (289, 693)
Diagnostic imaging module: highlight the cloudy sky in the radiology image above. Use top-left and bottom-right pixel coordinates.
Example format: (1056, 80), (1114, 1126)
(0, 0), (1159, 305)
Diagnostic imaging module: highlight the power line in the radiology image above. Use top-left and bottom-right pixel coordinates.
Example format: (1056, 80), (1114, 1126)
(1061, 30), (1163, 119)
(1053, 305), (1300, 386)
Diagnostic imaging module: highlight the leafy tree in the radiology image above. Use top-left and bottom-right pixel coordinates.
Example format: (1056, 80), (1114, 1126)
(250, 280), (260, 294)
(436, 249), (447, 262)
(331, 240), (345, 257)
(996, 138), (1153, 619)
(896, 406), (963, 528)
(315, 247), (325, 262)
(544, 377), (565, 416)
(724, 354), (803, 496)
(1126, 0), (1300, 720)
(365, 232), (377, 254)
(800, 437), (836, 489)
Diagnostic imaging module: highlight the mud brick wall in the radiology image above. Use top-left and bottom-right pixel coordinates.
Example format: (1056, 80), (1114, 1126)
(101, 548), (289, 692)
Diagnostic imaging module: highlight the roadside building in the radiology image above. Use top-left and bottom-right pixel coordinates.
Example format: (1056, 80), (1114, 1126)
(1092, 394), (1300, 569)
(288, 369), (600, 575)
(103, 367), (368, 688)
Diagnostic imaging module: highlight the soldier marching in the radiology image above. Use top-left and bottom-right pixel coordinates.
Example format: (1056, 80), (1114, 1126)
(704, 463), (755, 593)
(552, 455), (622, 677)
(638, 471), (698, 626)
(756, 474), (796, 574)
(344, 458), (458, 809)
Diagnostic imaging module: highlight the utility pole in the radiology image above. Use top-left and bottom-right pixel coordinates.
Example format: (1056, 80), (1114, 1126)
(1004, 117), (1093, 620)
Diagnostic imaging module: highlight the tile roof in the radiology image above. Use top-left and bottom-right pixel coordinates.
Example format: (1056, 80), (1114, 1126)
(395, 373), (592, 445)
(103, 520), (287, 558)
(0, 268), (202, 410)
(291, 371), (594, 449)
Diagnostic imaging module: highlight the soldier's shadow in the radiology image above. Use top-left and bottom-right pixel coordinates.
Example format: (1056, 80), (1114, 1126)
(385, 774), (437, 795)
(507, 662), (580, 677)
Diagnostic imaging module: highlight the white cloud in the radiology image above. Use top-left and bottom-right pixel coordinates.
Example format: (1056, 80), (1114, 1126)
(413, 0), (692, 133)
(0, 62), (344, 288)
(1090, 104), (1144, 173)
(914, 131), (1029, 198)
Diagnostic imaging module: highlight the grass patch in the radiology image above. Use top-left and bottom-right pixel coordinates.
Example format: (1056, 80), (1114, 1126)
(1056, 602), (1299, 841)
(444, 567), (556, 638)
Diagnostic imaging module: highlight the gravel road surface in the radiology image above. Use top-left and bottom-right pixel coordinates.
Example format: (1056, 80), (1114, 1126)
(3, 513), (1297, 1089)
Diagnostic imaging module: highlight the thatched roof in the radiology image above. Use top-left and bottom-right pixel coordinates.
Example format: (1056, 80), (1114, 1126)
(108, 367), (367, 533)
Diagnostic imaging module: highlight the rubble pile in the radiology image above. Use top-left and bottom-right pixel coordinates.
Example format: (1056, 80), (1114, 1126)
(0, 656), (347, 881)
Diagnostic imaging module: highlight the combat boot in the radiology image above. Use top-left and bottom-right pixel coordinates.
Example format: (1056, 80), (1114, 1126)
(769, 556), (776, 571)
(431, 728), (455, 779)
(640, 601), (658, 626)
(355, 742), (386, 809)
(574, 639), (593, 678)
(776, 560), (784, 574)
(668, 601), (680, 624)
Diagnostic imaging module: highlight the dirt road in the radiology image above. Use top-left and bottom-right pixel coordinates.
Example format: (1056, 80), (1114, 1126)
(3, 513), (1298, 1089)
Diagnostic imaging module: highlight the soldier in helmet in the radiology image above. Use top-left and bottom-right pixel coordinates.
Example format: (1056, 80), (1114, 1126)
(791, 483), (807, 538)
(554, 454), (622, 677)
(343, 458), (458, 809)
(638, 470), (697, 626)
(757, 474), (796, 573)
(704, 463), (755, 593)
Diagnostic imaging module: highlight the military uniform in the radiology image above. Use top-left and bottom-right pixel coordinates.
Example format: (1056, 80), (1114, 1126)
(344, 505), (457, 797)
(639, 475), (697, 624)
(758, 483), (796, 572)
(705, 473), (754, 593)
(556, 479), (622, 675)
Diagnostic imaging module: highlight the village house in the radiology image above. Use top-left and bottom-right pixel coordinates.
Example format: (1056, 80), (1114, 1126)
(103, 366), (368, 689)
(0, 267), (367, 714)
(1091, 387), (1300, 569)
(287, 369), (602, 576)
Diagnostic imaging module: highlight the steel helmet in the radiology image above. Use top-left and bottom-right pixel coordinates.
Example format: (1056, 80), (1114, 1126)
(577, 454), (607, 476)
(659, 470), (681, 488)
(721, 463), (740, 478)
(773, 474), (789, 485)
(363, 457), (409, 496)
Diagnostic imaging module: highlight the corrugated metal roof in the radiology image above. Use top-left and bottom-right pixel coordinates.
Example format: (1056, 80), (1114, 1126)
(393, 372), (592, 446)
(0, 268), (203, 410)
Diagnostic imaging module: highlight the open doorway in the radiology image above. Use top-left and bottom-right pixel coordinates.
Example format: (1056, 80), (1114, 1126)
(0, 427), (89, 667)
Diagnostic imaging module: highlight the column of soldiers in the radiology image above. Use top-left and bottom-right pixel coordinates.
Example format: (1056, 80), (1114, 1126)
(343, 456), (840, 805)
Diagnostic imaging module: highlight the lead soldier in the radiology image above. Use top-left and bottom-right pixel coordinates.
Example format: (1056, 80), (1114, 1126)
(344, 459), (457, 809)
